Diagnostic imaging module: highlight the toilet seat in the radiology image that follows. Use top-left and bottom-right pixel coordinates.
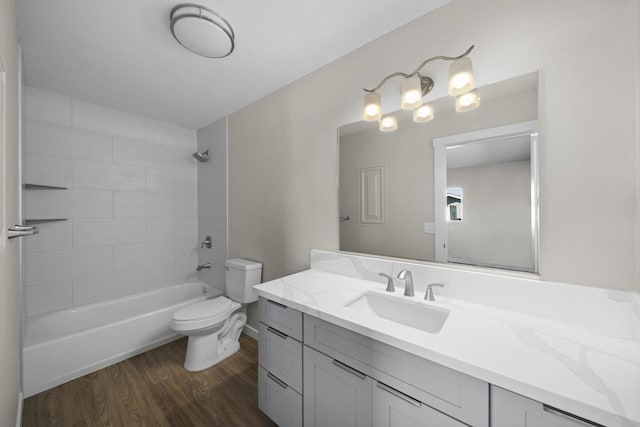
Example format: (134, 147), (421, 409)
(171, 296), (240, 333)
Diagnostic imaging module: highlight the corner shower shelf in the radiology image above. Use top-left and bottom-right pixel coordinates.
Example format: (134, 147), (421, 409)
(24, 183), (68, 190)
(24, 219), (68, 225)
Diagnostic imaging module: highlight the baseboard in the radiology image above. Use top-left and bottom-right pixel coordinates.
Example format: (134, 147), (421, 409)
(15, 392), (23, 427)
(243, 324), (258, 340)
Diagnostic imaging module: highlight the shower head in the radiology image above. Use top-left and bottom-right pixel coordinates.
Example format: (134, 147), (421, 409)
(192, 150), (209, 163)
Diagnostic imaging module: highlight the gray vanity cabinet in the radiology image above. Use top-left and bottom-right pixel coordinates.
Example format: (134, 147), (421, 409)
(491, 386), (601, 427)
(258, 298), (602, 427)
(257, 298), (303, 427)
(303, 315), (489, 427)
(303, 346), (373, 427)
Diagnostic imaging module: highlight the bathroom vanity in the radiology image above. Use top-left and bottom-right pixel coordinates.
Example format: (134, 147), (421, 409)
(255, 250), (640, 427)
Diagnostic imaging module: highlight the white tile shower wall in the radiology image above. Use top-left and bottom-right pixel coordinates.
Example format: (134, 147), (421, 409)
(196, 118), (228, 293)
(24, 87), (198, 316)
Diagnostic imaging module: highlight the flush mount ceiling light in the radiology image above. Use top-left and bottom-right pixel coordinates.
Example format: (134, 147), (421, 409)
(362, 45), (479, 132)
(170, 3), (235, 58)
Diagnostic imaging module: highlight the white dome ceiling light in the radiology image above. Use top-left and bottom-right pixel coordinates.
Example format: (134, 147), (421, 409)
(170, 4), (235, 58)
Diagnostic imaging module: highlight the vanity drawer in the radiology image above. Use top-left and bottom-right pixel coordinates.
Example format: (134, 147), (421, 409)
(258, 322), (303, 394)
(373, 380), (465, 427)
(491, 386), (603, 427)
(258, 297), (303, 341)
(258, 366), (302, 427)
(304, 314), (489, 427)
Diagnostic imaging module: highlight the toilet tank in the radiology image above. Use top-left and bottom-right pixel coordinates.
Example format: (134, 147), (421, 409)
(225, 258), (262, 303)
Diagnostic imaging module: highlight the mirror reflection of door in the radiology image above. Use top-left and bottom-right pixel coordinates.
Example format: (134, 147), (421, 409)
(434, 121), (539, 273)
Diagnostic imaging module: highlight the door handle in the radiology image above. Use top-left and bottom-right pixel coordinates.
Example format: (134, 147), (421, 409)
(7, 224), (39, 239)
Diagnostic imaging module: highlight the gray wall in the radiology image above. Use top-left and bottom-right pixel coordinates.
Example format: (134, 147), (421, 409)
(0, 0), (20, 423)
(448, 160), (532, 270)
(196, 118), (228, 292)
(227, 0), (640, 331)
(339, 90), (537, 262)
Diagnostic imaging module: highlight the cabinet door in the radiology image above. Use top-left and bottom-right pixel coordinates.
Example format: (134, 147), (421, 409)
(373, 381), (465, 427)
(304, 346), (372, 427)
(491, 386), (603, 427)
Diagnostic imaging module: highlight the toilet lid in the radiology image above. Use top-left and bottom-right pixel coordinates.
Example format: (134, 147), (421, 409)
(173, 296), (235, 322)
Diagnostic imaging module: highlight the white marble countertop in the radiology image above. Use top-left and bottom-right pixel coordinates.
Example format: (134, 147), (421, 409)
(254, 268), (640, 427)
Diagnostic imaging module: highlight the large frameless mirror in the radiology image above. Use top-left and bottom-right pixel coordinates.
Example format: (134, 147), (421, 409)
(339, 71), (539, 273)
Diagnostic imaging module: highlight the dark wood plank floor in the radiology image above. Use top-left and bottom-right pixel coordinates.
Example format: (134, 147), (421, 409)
(22, 334), (276, 427)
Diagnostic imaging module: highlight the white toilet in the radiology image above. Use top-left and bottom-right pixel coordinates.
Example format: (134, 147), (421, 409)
(171, 258), (262, 372)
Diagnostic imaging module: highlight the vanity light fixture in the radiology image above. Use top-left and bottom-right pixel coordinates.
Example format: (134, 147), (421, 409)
(170, 3), (235, 58)
(363, 45), (479, 131)
(448, 57), (475, 96)
(413, 102), (434, 123)
(379, 113), (398, 132)
(455, 89), (480, 112)
(363, 91), (382, 121)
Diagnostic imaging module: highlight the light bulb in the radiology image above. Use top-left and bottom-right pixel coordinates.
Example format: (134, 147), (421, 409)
(363, 92), (382, 121)
(379, 113), (397, 132)
(455, 89), (480, 112)
(413, 103), (434, 123)
(448, 57), (475, 96)
(401, 75), (423, 110)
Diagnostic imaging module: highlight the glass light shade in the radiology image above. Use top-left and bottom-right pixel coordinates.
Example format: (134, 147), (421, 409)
(455, 89), (480, 112)
(170, 5), (235, 58)
(448, 57), (475, 96)
(363, 92), (382, 121)
(413, 103), (434, 123)
(401, 75), (423, 110)
(379, 113), (398, 132)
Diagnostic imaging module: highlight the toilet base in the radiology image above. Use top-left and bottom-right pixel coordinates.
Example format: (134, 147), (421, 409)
(182, 311), (246, 372)
(184, 332), (241, 371)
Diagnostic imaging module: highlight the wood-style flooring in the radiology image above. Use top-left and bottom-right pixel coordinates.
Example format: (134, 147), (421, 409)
(22, 334), (276, 427)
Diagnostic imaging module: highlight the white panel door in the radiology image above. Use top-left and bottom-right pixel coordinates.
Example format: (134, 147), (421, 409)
(360, 166), (384, 224)
(0, 38), (22, 427)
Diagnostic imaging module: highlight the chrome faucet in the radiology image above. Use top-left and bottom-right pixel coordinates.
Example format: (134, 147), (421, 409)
(196, 262), (211, 271)
(424, 283), (445, 301)
(378, 273), (395, 292)
(397, 270), (414, 297)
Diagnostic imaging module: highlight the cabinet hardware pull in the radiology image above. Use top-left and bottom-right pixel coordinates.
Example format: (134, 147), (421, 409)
(542, 404), (604, 427)
(331, 359), (366, 380)
(266, 372), (288, 389)
(267, 299), (287, 309)
(376, 382), (422, 408)
(267, 326), (288, 339)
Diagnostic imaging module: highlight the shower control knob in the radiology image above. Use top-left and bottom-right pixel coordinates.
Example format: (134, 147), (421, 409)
(201, 235), (212, 249)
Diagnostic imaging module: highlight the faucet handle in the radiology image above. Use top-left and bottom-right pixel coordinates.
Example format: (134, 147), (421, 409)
(424, 283), (445, 301)
(378, 273), (395, 292)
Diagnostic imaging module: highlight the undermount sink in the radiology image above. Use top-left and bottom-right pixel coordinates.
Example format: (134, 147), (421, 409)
(345, 292), (450, 333)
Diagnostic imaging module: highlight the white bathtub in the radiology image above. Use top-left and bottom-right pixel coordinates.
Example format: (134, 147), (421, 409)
(23, 281), (221, 397)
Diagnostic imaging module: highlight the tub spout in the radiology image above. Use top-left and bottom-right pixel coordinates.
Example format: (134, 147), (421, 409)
(196, 263), (211, 272)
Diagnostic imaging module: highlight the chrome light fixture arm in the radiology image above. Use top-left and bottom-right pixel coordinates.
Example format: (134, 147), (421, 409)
(363, 45), (475, 93)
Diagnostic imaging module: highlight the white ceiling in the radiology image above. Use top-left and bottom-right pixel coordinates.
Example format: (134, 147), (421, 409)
(446, 135), (532, 169)
(17, 0), (450, 129)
